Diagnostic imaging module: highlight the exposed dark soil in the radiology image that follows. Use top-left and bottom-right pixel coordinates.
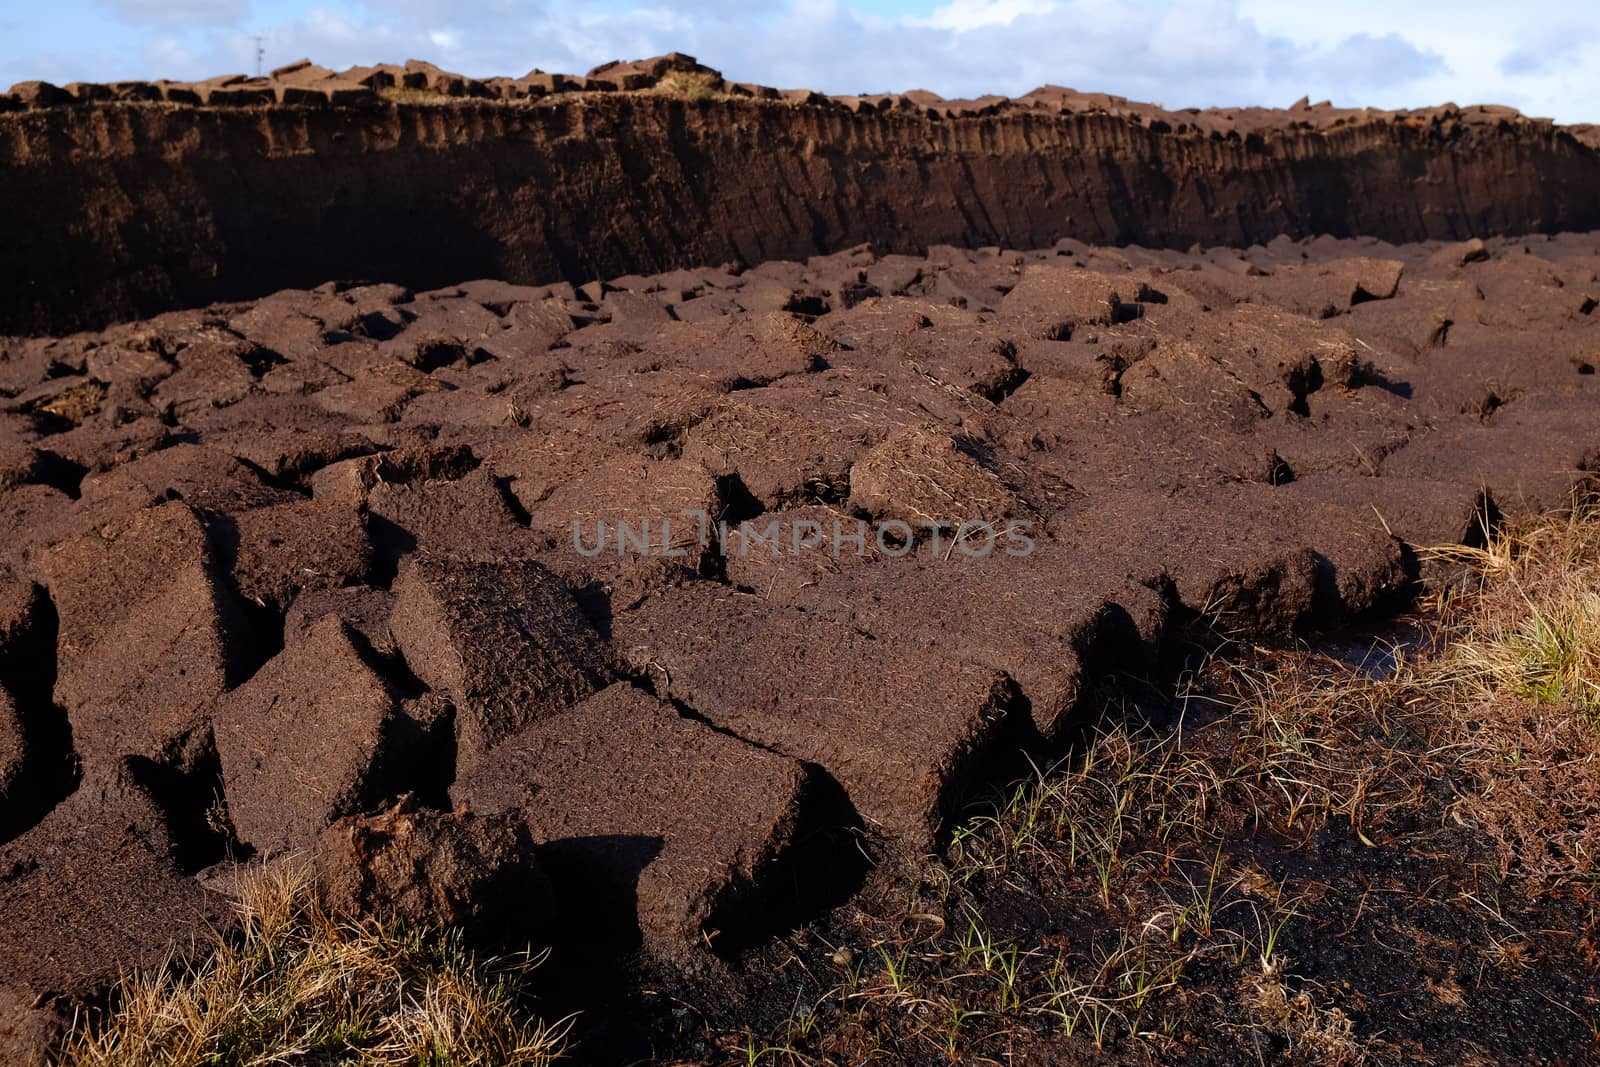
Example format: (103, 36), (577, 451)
(0, 220), (1597, 1063)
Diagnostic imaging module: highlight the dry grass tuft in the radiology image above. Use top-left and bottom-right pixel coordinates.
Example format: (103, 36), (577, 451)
(1418, 500), (1600, 883)
(379, 86), (459, 105)
(1428, 501), (1600, 721)
(57, 864), (568, 1067)
(1243, 971), (1364, 1067)
(654, 71), (722, 102)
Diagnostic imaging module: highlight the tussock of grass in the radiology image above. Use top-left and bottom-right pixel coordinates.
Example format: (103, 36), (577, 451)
(58, 865), (567, 1067)
(1429, 502), (1600, 721)
(654, 71), (721, 102)
(1420, 501), (1600, 882)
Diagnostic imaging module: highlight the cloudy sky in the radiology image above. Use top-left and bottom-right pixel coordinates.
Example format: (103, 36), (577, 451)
(3, 0), (1596, 122)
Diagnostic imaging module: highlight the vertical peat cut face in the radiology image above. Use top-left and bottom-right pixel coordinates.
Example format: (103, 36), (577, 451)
(2, 52), (1600, 1067)
(3, 56), (1600, 334)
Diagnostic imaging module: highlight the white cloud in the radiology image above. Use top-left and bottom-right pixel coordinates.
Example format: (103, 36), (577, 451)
(98, 0), (248, 28)
(1236, 0), (1600, 119)
(1498, 29), (1584, 77)
(918, 0), (1054, 32)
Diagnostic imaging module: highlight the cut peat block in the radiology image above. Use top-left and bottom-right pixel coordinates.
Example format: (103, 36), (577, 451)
(1049, 484), (1415, 635)
(214, 615), (437, 855)
(454, 683), (810, 954)
(390, 556), (615, 776)
(41, 502), (253, 774)
(313, 797), (545, 936)
(726, 530), (1169, 742)
(1380, 396), (1600, 519)
(611, 582), (1021, 850)
(0, 763), (225, 1061)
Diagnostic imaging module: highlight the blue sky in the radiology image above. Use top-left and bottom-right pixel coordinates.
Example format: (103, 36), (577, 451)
(4, 0), (1597, 122)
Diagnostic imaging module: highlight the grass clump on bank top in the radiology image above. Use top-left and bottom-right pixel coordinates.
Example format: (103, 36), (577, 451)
(378, 86), (460, 106)
(57, 865), (567, 1067)
(654, 71), (722, 103)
